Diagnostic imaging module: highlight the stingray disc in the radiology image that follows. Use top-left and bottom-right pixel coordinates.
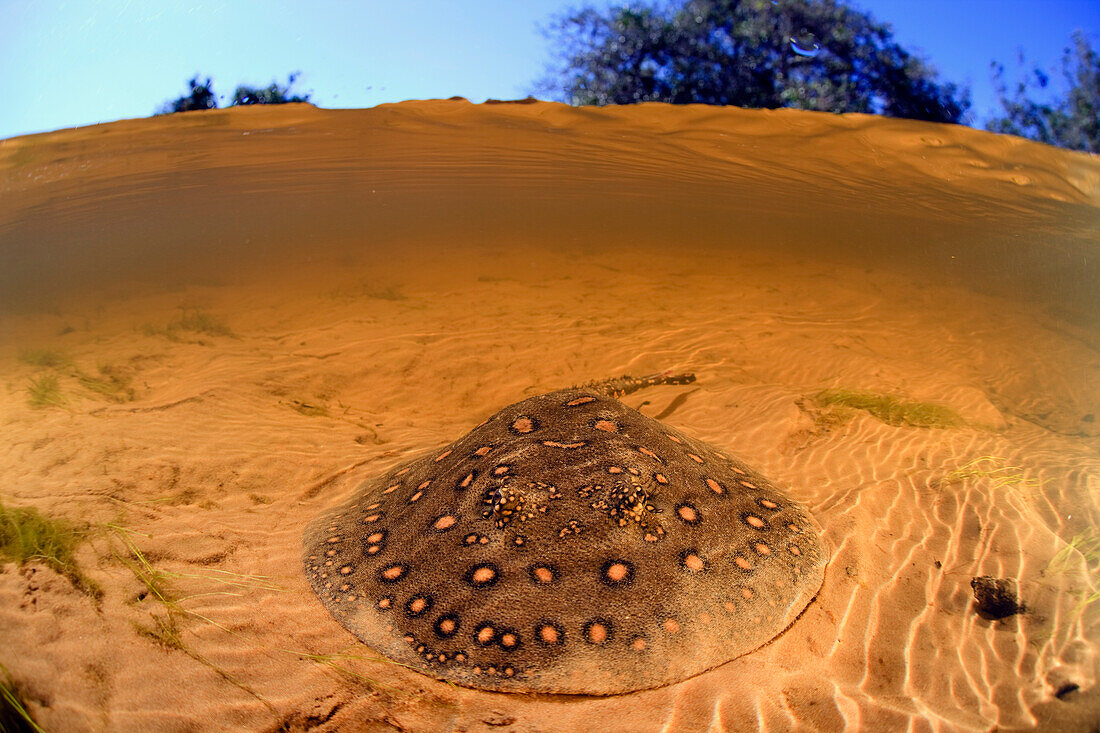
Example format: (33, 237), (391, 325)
(303, 389), (828, 694)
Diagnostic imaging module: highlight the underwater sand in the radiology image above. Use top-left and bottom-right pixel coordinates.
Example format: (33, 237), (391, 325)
(0, 100), (1098, 731)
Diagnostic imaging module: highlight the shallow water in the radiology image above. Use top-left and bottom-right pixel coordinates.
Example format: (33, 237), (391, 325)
(0, 101), (1098, 731)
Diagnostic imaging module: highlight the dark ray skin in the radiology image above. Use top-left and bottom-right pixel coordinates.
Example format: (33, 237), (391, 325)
(304, 386), (828, 694)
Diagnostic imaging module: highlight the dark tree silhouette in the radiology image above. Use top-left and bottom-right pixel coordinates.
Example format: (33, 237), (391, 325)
(987, 31), (1099, 153)
(158, 75), (218, 114)
(157, 72), (312, 115)
(537, 0), (970, 124)
(231, 72), (312, 106)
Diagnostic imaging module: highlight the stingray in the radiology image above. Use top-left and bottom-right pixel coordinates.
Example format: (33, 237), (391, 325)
(303, 376), (828, 695)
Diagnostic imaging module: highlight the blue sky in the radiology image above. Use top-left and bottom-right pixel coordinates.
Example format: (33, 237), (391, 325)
(1, 0), (1097, 139)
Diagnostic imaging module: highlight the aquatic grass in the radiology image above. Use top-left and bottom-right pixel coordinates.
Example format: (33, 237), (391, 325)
(17, 348), (70, 369)
(1048, 528), (1100, 576)
(74, 364), (135, 403)
(290, 649), (405, 693)
(106, 525), (282, 710)
(285, 647), (444, 694)
(940, 456), (1044, 493)
(26, 374), (65, 409)
(0, 500), (98, 597)
(813, 388), (963, 428)
(173, 309), (234, 337)
(141, 309), (234, 341)
(0, 663), (43, 733)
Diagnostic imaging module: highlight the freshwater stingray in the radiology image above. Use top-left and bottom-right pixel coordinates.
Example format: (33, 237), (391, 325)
(303, 376), (828, 694)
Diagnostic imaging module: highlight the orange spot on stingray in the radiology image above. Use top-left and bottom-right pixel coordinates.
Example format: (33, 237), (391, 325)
(745, 514), (765, 528)
(654, 473), (669, 484)
(408, 597), (427, 614)
(340, 565), (352, 575)
(459, 472), (475, 488)
(382, 485), (399, 494)
(500, 632), (517, 648)
(377, 597), (391, 609)
(434, 450), (453, 462)
(587, 623), (608, 644)
(742, 587), (754, 600)
(512, 417), (535, 433)
(677, 505), (698, 522)
(364, 514), (381, 523)
(533, 566), (554, 584)
(433, 515), (456, 530)
(667, 434), (683, 444)
(474, 446), (492, 456)
(684, 554), (704, 571)
(567, 396), (596, 406)
(755, 543), (772, 555)
(759, 498), (779, 509)
(608, 466), (623, 474)
(734, 556), (752, 570)
(418, 480), (431, 490)
(663, 618), (681, 633)
(594, 419), (618, 432)
(382, 565), (405, 580)
(409, 491), (423, 502)
(687, 453), (704, 463)
(632, 637), (647, 651)
(477, 626), (495, 644)
(472, 566), (496, 584)
(637, 446), (660, 460)
(789, 544), (802, 556)
(367, 532), (384, 543)
(542, 440), (587, 449)
(606, 563), (630, 582)
(439, 618), (456, 634)
(724, 602), (736, 612)
(706, 478), (724, 494)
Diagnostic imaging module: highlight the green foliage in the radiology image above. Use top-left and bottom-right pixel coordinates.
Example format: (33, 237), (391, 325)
(231, 72), (312, 106)
(0, 500), (97, 596)
(538, 0), (969, 123)
(158, 75), (218, 114)
(813, 388), (963, 428)
(987, 31), (1099, 153)
(26, 374), (64, 409)
(0, 663), (43, 733)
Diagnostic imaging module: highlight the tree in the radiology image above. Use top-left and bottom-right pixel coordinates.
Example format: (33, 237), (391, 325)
(987, 31), (1099, 153)
(537, 0), (970, 124)
(230, 72), (312, 106)
(158, 75), (218, 114)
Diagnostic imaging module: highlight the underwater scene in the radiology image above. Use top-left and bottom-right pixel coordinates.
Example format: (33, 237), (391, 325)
(2, 2), (1099, 731)
(1, 99), (1097, 732)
